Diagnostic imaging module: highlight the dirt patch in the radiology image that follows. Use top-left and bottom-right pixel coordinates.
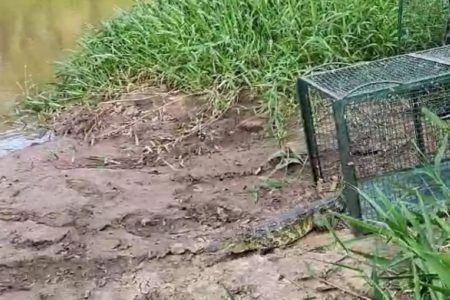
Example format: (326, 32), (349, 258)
(0, 88), (371, 299)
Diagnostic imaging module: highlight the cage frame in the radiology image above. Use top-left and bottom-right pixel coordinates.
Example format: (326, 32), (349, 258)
(296, 48), (450, 219)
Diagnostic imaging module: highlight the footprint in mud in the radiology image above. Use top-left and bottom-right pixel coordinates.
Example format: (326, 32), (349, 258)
(65, 178), (103, 198)
(0, 208), (30, 222)
(65, 178), (119, 200)
(118, 203), (249, 239)
(37, 211), (75, 227)
(176, 202), (248, 229)
(0, 256), (135, 295)
(8, 221), (71, 250)
(117, 211), (195, 238)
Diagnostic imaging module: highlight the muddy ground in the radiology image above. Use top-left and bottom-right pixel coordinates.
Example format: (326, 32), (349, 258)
(0, 89), (373, 299)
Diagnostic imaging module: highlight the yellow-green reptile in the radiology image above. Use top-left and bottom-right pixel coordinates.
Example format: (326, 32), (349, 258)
(205, 197), (345, 255)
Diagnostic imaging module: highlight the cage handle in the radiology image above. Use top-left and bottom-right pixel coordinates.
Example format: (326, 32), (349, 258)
(341, 80), (404, 100)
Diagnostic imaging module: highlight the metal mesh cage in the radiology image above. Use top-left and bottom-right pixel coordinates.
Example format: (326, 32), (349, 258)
(297, 45), (450, 220)
(347, 86), (450, 179)
(306, 55), (450, 99)
(411, 46), (450, 65)
(359, 160), (450, 220)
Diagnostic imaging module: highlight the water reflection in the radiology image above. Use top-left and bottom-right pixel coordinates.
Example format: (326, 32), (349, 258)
(0, 0), (133, 114)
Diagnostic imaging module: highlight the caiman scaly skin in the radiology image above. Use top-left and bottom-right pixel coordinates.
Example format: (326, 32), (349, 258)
(206, 197), (345, 255)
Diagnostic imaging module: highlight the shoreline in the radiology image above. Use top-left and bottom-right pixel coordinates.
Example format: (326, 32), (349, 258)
(0, 89), (370, 299)
(0, 127), (54, 158)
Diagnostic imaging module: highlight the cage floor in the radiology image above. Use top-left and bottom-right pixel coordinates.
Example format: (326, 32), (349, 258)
(358, 160), (450, 220)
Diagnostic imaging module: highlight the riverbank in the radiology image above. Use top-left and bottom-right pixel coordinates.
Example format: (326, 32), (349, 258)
(23, 0), (445, 141)
(5, 0), (450, 298)
(0, 88), (372, 299)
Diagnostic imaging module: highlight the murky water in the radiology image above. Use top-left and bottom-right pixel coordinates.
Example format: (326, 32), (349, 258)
(0, 0), (133, 154)
(0, 0), (133, 115)
(0, 129), (54, 157)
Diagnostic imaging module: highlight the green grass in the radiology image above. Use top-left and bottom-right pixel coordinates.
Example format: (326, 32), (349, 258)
(330, 109), (450, 299)
(23, 0), (447, 140)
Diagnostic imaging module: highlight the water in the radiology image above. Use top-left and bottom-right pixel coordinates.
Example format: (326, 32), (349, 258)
(0, 0), (133, 154)
(0, 129), (54, 157)
(0, 0), (133, 116)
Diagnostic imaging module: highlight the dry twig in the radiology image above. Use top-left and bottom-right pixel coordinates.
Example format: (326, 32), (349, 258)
(317, 278), (370, 300)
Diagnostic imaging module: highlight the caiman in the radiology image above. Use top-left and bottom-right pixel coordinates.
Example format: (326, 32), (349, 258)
(204, 196), (346, 255)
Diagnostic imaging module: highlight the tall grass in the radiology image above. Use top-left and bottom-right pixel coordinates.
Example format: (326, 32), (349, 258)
(332, 109), (450, 299)
(24, 0), (447, 140)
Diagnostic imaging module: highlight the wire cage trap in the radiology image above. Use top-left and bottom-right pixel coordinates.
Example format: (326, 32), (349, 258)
(296, 45), (450, 220)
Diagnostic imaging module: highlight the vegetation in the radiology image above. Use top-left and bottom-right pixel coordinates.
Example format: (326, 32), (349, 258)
(24, 0), (446, 141)
(16, 0), (450, 297)
(332, 109), (450, 299)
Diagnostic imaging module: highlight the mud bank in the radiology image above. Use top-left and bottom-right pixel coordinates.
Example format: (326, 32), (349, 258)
(0, 89), (370, 299)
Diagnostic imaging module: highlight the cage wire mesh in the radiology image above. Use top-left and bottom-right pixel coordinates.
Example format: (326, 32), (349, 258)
(309, 90), (339, 181)
(347, 85), (450, 179)
(359, 160), (450, 220)
(348, 84), (450, 219)
(298, 45), (450, 220)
